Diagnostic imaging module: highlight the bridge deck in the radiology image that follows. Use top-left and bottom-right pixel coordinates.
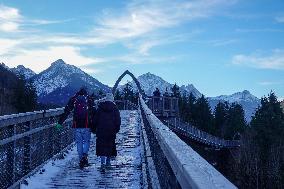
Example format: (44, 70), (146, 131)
(21, 110), (142, 189)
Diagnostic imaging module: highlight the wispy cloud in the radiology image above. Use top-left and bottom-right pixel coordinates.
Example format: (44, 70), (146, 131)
(113, 53), (178, 65)
(235, 28), (283, 33)
(1, 46), (105, 73)
(0, 5), (21, 32)
(93, 0), (236, 43)
(0, 5), (72, 32)
(275, 16), (284, 23)
(232, 49), (284, 70)
(126, 31), (201, 55)
(258, 81), (282, 86)
(0, 38), (21, 55)
(0, 0), (237, 73)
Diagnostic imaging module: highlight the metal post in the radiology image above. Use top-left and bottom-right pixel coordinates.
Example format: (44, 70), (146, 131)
(23, 121), (31, 175)
(6, 124), (15, 187)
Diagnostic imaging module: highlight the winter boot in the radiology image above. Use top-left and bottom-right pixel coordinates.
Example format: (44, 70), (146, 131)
(82, 153), (89, 167)
(105, 157), (111, 168)
(79, 158), (85, 169)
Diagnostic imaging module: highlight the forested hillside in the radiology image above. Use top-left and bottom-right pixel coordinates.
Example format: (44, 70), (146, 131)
(0, 65), (37, 115)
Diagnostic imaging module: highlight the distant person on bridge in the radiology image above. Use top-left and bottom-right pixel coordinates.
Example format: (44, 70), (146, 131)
(56, 87), (95, 169)
(153, 88), (161, 112)
(92, 93), (121, 170)
(153, 87), (161, 97)
(163, 88), (170, 110)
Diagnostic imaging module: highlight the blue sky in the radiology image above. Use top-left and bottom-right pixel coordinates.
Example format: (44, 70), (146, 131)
(0, 0), (284, 99)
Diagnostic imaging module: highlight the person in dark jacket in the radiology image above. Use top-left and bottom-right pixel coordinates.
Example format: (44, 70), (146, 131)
(153, 87), (161, 97)
(93, 93), (121, 169)
(153, 88), (161, 112)
(56, 87), (95, 168)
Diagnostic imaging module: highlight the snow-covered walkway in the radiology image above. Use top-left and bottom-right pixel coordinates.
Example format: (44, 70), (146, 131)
(21, 110), (142, 189)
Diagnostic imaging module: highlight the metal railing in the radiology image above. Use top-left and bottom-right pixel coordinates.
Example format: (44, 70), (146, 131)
(164, 118), (240, 148)
(0, 108), (74, 189)
(0, 100), (139, 189)
(139, 95), (237, 189)
(146, 96), (179, 117)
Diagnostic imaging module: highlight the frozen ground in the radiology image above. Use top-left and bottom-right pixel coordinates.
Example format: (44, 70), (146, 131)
(21, 110), (142, 189)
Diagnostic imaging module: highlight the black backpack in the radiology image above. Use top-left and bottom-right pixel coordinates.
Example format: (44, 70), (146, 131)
(74, 95), (88, 121)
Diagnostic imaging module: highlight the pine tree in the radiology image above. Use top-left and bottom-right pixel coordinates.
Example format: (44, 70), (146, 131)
(186, 92), (196, 123)
(171, 83), (181, 98)
(214, 101), (229, 137)
(194, 95), (214, 133)
(249, 92), (284, 188)
(114, 90), (122, 100)
(13, 75), (37, 113)
(24, 81), (37, 112)
(179, 92), (188, 120)
(251, 92), (284, 160)
(225, 103), (246, 139)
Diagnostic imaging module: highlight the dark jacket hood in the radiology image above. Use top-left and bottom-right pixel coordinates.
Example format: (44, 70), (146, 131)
(98, 101), (116, 112)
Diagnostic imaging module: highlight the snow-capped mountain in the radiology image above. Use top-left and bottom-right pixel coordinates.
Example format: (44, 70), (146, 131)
(132, 72), (173, 95)
(10, 65), (36, 80)
(180, 84), (202, 98)
(208, 90), (260, 122)
(119, 72), (201, 97)
(31, 59), (110, 105)
(0, 62), (10, 70)
(119, 72), (259, 121)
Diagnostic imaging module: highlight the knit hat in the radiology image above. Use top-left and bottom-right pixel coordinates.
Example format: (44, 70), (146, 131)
(105, 93), (114, 102)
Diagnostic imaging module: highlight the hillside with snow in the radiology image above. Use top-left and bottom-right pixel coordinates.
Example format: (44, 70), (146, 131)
(1, 60), (261, 119)
(119, 72), (259, 121)
(10, 65), (36, 80)
(208, 90), (260, 122)
(119, 72), (201, 97)
(31, 59), (110, 105)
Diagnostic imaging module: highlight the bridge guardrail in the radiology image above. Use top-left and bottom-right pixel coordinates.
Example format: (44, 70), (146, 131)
(139, 95), (237, 189)
(164, 118), (240, 148)
(0, 108), (73, 189)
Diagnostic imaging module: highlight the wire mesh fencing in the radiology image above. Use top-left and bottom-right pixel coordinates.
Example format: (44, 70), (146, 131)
(0, 108), (74, 189)
(164, 117), (241, 148)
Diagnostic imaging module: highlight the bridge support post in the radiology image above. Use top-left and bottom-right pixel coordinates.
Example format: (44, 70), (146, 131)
(23, 121), (31, 175)
(6, 124), (15, 188)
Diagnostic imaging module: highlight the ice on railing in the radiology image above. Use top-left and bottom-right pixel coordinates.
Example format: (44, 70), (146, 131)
(140, 96), (237, 189)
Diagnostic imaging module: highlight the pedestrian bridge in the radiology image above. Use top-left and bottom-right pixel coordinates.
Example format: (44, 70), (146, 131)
(0, 70), (239, 189)
(0, 97), (238, 189)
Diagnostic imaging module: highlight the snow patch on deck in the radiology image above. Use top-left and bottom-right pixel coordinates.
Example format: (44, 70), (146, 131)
(21, 110), (142, 189)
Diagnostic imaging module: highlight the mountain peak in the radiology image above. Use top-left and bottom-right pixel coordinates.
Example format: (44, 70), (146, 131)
(32, 59), (110, 98)
(119, 72), (202, 98)
(51, 59), (66, 67)
(10, 64), (36, 80)
(17, 65), (26, 69)
(140, 72), (156, 78)
(242, 90), (250, 94)
(0, 62), (9, 70)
